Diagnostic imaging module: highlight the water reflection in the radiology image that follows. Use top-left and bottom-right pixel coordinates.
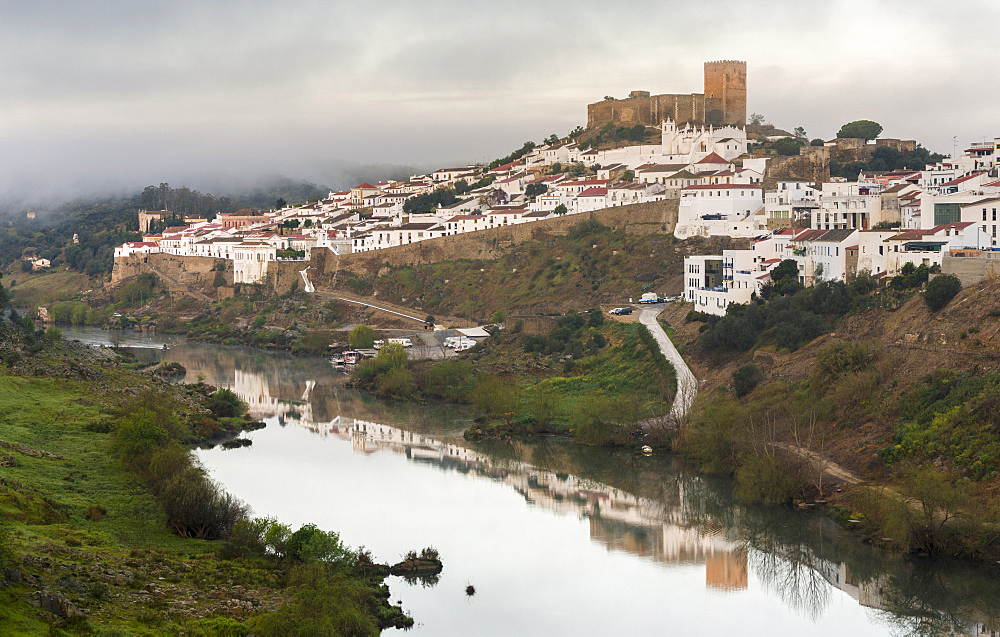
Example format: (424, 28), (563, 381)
(62, 326), (1000, 636)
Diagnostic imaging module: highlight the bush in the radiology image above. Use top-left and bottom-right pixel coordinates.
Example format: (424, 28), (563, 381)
(732, 363), (763, 397)
(924, 274), (961, 312)
(418, 359), (476, 401)
(159, 467), (248, 540)
(207, 388), (245, 418)
(375, 368), (415, 400)
(112, 409), (169, 461)
(734, 455), (797, 505)
(45, 326), (63, 342)
(285, 524), (351, 564)
(473, 376), (519, 423)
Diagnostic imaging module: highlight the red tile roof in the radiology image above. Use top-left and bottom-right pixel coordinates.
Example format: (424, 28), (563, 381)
(696, 152), (728, 164)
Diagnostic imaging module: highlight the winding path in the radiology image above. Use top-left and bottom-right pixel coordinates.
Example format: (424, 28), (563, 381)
(639, 308), (697, 420)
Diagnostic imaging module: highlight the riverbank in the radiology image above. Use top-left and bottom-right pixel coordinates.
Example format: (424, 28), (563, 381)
(0, 318), (417, 633)
(349, 312), (677, 446)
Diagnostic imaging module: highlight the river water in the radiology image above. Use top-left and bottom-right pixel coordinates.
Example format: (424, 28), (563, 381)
(63, 326), (1000, 636)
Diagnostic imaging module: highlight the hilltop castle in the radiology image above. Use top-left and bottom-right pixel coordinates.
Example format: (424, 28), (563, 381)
(587, 60), (747, 129)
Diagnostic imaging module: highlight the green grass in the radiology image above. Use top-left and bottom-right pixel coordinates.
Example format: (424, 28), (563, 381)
(0, 376), (201, 553)
(8, 269), (96, 310)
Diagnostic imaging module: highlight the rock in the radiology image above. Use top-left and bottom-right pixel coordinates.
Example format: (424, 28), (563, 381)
(35, 591), (83, 618)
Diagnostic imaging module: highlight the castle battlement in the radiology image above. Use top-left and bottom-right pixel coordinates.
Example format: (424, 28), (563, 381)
(587, 60), (747, 130)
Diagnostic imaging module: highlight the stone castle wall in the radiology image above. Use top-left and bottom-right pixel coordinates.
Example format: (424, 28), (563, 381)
(587, 61), (746, 130)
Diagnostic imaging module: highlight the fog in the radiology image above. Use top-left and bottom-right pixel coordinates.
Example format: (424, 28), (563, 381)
(2, 0), (996, 209)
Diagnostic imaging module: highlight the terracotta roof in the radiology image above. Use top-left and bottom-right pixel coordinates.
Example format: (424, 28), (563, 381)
(695, 152), (728, 164)
(578, 187), (608, 197)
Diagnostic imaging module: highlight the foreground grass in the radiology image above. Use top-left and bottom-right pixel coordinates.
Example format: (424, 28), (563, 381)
(0, 336), (410, 634)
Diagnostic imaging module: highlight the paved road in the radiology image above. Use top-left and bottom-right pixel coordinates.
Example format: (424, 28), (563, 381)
(639, 308), (697, 420)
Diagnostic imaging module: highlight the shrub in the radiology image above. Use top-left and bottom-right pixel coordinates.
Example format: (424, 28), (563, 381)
(734, 456), (796, 504)
(207, 388), (245, 418)
(924, 274), (961, 311)
(45, 326), (63, 342)
(159, 467), (248, 540)
(732, 363), (763, 397)
(285, 524), (351, 564)
(473, 376), (519, 423)
(111, 409), (169, 461)
(375, 368), (415, 400)
(219, 517), (270, 559)
(86, 505), (107, 522)
(376, 343), (408, 369)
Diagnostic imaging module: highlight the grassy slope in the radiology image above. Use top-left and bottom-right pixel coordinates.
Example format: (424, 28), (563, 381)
(460, 321), (676, 440)
(8, 269), (98, 312)
(0, 333), (407, 634)
(665, 279), (1000, 477)
(343, 226), (745, 321)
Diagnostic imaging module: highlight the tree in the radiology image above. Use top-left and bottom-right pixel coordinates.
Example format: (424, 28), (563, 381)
(275, 197), (287, 209)
(793, 126), (807, 139)
(837, 120), (883, 141)
(491, 309), (507, 324)
(924, 274), (961, 312)
(525, 183), (547, 199)
(810, 138), (825, 146)
(770, 259), (800, 285)
(425, 315), (435, 326)
(733, 363), (763, 397)
(544, 133), (560, 145)
(376, 343), (408, 369)
(774, 137), (804, 156)
(349, 324), (376, 349)
(622, 170), (635, 182)
(553, 204), (568, 216)
(749, 113), (766, 127)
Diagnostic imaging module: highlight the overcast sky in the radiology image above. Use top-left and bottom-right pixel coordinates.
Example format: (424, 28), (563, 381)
(1, 0), (997, 208)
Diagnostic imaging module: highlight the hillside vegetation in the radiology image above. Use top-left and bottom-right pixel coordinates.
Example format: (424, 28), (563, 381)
(664, 276), (1000, 559)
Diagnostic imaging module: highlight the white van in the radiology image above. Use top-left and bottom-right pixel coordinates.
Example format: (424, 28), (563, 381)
(388, 338), (413, 348)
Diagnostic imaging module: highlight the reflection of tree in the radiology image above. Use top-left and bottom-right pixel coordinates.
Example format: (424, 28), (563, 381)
(748, 546), (832, 621)
(169, 339), (1000, 633)
(868, 559), (1000, 636)
(399, 572), (440, 588)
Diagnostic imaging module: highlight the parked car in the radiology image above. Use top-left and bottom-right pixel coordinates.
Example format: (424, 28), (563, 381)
(373, 340), (385, 349)
(638, 292), (660, 304)
(609, 307), (632, 315)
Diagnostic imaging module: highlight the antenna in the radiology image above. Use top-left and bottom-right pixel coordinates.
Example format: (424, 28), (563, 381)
(952, 135), (957, 159)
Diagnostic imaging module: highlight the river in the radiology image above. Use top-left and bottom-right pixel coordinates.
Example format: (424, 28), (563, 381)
(63, 326), (1000, 636)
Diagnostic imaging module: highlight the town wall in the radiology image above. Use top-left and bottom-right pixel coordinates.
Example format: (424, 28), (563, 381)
(942, 255), (1000, 286)
(113, 200), (678, 297)
(322, 199), (678, 282)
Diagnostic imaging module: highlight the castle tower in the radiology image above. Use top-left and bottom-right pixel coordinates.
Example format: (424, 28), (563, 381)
(703, 60), (747, 127)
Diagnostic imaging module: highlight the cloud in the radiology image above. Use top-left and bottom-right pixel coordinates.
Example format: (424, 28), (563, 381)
(0, 0), (995, 208)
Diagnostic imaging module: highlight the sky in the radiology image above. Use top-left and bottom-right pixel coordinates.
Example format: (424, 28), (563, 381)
(1, 0), (997, 208)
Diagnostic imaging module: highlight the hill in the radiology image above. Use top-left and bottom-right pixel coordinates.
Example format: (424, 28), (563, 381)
(662, 278), (1000, 559)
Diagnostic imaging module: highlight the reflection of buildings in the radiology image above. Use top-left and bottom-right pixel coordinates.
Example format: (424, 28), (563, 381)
(184, 348), (998, 636)
(314, 417), (749, 591)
